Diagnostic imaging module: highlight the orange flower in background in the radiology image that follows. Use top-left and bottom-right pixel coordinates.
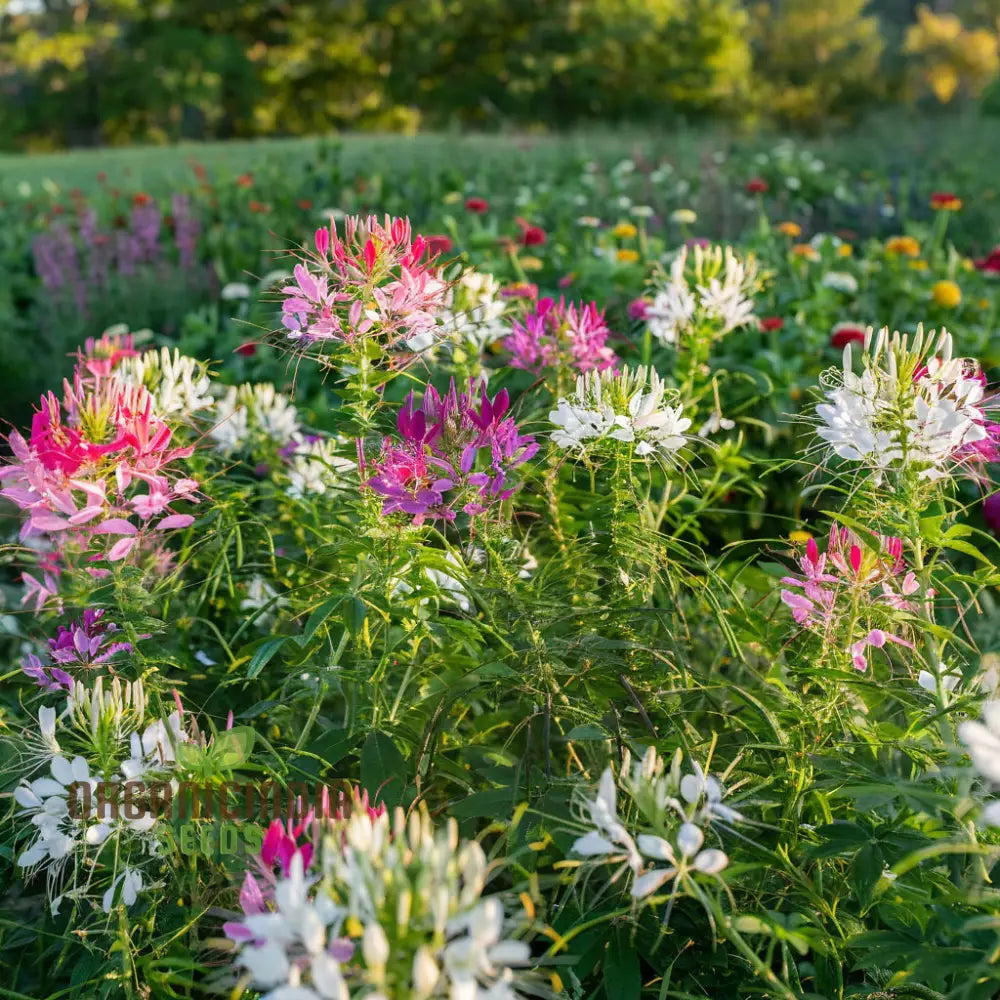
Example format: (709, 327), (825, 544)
(777, 221), (802, 237)
(837, 244), (854, 257)
(249, 200), (270, 214)
(929, 191), (962, 211)
(297, 199), (313, 210)
(886, 235), (921, 257)
(236, 173), (253, 188)
(616, 248), (640, 263)
(792, 243), (818, 260)
(132, 192), (153, 207)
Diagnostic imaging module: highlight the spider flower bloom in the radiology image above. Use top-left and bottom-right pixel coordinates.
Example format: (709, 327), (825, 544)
(1, 375), (198, 569)
(814, 327), (998, 486)
(279, 214), (447, 351)
(507, 297), (618, 375)
(646, 243), (760, 347)
(549, 366), (692, 459)
(366, 379), (537, 524)
(780, 525), (918, 670)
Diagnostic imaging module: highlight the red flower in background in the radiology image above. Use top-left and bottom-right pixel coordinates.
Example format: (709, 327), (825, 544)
(236, 343), (257, 357)
(236, 173), (253, 188)
(132, 192), (153, 207)
(425, 234), (453, 256)
(297, 199), (313, 210)
(929, 191), (962, 211)
(759, 316), (784, 332)
(975, 248), (1000, 273)
(746, 178), (769, 194)
(830, 322), (866, 349)
(465, 197), (489, 214)
(249, 201), (270, 214)
(516, 217), (546, 247)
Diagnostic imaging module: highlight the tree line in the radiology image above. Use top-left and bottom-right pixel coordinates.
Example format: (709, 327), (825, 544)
(2, 0), (1000, 149)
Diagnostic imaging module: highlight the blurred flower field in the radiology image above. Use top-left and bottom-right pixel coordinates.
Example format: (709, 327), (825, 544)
(3, 125), (1000, 999)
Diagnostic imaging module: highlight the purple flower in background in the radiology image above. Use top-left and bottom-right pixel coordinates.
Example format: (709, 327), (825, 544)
(22, 653), (73, 694)
(171, 194), (200, 270)
(508, 297), (617, 375)
(366, 379), (537, 524)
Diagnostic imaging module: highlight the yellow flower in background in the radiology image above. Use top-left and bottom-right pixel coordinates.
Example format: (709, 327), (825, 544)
(932, 280), (961, 308)
(613, 222), (638, 239)
(443, 190), (463, 204)
(792, 243), (819, 260)
(837, 244), (854, 257)
(962, 257), (976, 271)
(886, 235), (920, 257)
(670, 208), (697, 224)
(519, 255), (544, 271)
(979, 298), (991, 309)
(616, 248), (640, 263)
(909, 259), (929, 271)
(789, 530), (812, 543)
(777, 221), (802, 237)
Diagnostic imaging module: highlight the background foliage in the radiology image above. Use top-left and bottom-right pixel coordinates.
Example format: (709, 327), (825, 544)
(6, 0), (1000, 149)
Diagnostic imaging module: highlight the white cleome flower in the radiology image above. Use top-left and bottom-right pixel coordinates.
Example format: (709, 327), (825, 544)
(959, 701), (1000, 784)
(550, 366), (691, 459)
(647, 244), (759, 346)
(117, 347), (214, 418)
(211, 383), (300, 454)
(814, 329), (993, 484)
(285, 436), (355, 499)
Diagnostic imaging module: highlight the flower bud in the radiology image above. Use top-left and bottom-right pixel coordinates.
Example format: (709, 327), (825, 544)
(412, 946), (439, 999)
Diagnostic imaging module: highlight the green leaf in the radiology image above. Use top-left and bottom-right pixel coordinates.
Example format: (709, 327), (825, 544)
(604, 928), (640, 1000)
(247, 637), (287, 679)
(344, 596), (367, 637)
(360, 730), (407, 810)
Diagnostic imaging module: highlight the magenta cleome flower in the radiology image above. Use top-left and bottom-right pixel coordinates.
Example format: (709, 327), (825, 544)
(366, 379), (538, 525)
(507, 297), (618, 375)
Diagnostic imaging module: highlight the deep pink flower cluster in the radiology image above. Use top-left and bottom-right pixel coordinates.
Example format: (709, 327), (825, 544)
(0, 337), (199, 606)
(22, 608), (132, 692)
(780, 525), (918, 671)
(280, 214), (446, 349)
(507, 297), (618, 374)
(365, 380), (538, 525)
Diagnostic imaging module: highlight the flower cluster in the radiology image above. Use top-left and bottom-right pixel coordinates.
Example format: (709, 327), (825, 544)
(646, 243), (760, 347)
(506, 296), (617, 374)
(572, 748), (738, 905)
(14, 676), (193, 914)
(549, 366), (693, 459)
(280, 215), (447, 351)
(225, 803), (531, 1000)
(211, 382), (300, 455)
(117, 345), (213, 418)
(780, 526), (919, 672)
(365, 379), (537, 525)
(22, 608), (132, 693)
(1, 347), (200, 594)
(815, 327), (999, 487)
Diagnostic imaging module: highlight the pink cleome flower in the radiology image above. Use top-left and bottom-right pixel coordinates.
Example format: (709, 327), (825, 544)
(507, 297), (618, 375)
(780, 525), (918, 671)
(280, 214), (447, 351)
